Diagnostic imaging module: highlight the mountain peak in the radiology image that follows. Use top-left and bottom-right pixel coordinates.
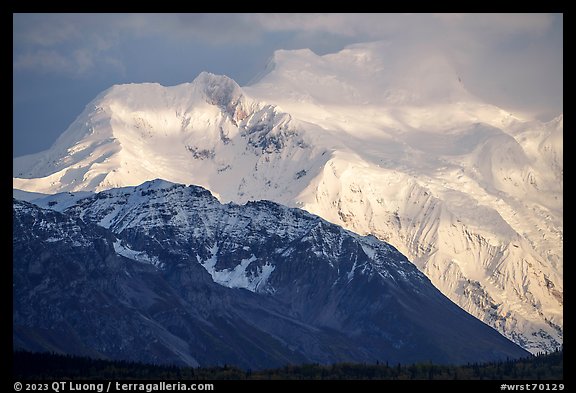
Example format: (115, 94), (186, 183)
(193, 72), (243, 108)
(13, 41), (562, 354)
(245, 41), (473, 108)
(15, 181), (530, 367)
(137, 178), (180, 191)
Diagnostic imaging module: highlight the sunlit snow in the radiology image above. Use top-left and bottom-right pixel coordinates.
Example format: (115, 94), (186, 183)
(13, 42), (562, 353)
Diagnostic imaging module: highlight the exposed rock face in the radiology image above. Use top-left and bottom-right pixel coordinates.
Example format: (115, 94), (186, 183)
(14, 181), (529, 368)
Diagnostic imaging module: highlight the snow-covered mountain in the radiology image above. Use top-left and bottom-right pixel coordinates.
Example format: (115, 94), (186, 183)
(14, 180), (529, 367)
(13, 41), (562, 353)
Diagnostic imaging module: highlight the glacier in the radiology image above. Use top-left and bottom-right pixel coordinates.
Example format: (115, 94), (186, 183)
(14, 41), (562, 353)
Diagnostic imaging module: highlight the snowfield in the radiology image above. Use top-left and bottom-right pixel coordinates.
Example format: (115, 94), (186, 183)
(14, 41), (562, 353)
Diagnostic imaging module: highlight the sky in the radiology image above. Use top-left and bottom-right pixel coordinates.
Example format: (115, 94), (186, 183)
(13, 13), (563, 158)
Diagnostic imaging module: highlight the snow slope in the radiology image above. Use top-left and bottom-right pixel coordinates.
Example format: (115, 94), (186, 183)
(14, 182), (530, 367)
(245, 42), (563, 352)
(14, 41), (562, 353)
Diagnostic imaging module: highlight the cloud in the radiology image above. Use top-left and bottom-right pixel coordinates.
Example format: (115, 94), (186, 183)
(244, 13), (556, 44)
(13, 46), (124, 77)
(13, 13), (560, 53)
(13, 14), (125, 77)
(12, 13), (562, 118)
(14, 44), (125, 77)
(13, 50), (71, 73)
(434, 13), (555, 37)
(13, 13), (81, 46)
(12, 13), (262, 76)
(14, 13), (558, 69)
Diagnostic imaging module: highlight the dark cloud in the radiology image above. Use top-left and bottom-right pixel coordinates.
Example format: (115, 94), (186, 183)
(13, 13), (563, 156)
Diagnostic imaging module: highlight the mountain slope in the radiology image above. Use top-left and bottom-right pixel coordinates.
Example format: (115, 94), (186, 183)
(244, 42), (563, 353)
(14, 181), (529, 367)
(14, 42), (562, 353)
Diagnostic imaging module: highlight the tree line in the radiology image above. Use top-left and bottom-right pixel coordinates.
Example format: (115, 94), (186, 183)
(13, 348), (563, 380)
